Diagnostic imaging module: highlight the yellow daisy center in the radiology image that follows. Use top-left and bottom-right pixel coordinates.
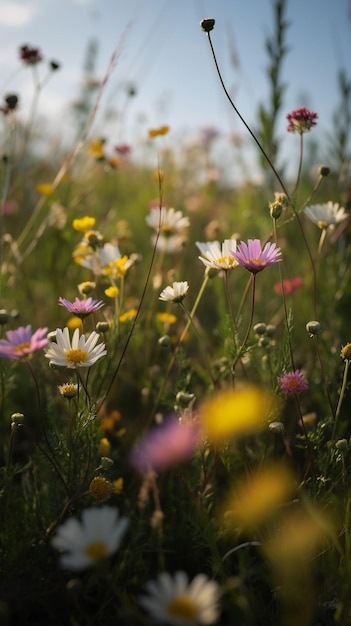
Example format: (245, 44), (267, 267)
(65, 348), (88, 364)
(84, 541), (108, 560)
(248, 257), (265, 265)
(317, 220), (329, 229)
(166, 595), (198, 621)
(217, 255), (236, 265)
(14, 342), (30, 353)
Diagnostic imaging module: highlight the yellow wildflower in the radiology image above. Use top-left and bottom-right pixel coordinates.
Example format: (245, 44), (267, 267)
(88, 138), (105, 159)
(99, 437), (111, 457)
(36, 183), (54, 196)
(148, 125), (170, 138)
(100, 409), (121, 432)
(73, 216), (96, 232)
(104, 286), (119, 298)
(119, 309), (137, 323)
(113, 478), (124, 494)
(107, 256), (130, 278)
(156, 312), (177, 325)
(66, 317), (83, 330)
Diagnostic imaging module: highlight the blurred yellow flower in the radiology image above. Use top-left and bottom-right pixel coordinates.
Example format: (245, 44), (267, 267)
(104, 286), (119, 298)
(156, 312), (177, 325)
(119, 309), (137, 323)
(66, 316), (83, 330)
(99, 437), (111, 457)
(88, 138), (105, 159)
(99, 409), (121, 432)
(107, 256), (131, 278)
(113, 478), (124, 494)
(73, 216), (96, 232)
(148, 125), (170, 138)
(199, 385), (275, 442)
(264, 506), (334, 566)
(222, 463), (296, 532)
(36, 183), (54, 196)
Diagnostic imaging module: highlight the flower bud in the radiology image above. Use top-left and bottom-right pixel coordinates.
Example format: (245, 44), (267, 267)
(335, 438), (348, 451)
(200, 18), (215, 32)
(175, 391), (196, 407)
(5, 94), (18, 110)
(100, 456), (114, 471)
(0, 309), (9, 325)
(158, 335), (171, 348)
(253, 322), (267, 336)
(269, 421), (285, 435)
(96, 321), (110, 334)
(266, 324), (276, 337)
(269, 200), (283, 220)
(11, 412), (25, 423)
(306, 320), (321, 335)
(318, 165), (330, 177)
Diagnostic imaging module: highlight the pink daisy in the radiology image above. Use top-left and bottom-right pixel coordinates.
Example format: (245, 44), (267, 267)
(58, 297), (104, 318)
(129, 417), (200, 473)
(0, 325), (49, 360)
(232, 239), (282, 274)
(279, 370), (308, 396)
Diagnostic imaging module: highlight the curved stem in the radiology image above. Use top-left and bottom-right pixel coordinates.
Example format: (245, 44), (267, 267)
(332, 359), (350, 441)
(292, 133), (304, 195)
(206, 32), (289, 197)
(180, 302), (216, 386)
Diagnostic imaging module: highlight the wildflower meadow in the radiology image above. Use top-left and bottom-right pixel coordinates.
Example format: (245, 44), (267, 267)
(1, 3), (351, 625)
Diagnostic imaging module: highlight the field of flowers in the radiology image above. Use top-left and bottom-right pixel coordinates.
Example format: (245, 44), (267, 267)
(1, 5), (351, 626)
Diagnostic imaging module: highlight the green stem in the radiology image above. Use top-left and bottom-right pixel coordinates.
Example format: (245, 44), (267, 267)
(332, 359), (350, 441)
(232, 273), (256, 376)
(180, 302), (216, 387)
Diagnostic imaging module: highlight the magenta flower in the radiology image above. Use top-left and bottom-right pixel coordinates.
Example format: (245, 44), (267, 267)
(279, 370), (308, 396)
(286, 107), (318, 134)
(129, 417), (200, 473)
(0, 325), (49, 360)
(59, 297), (104, 318)
(232, 239), (282, 274)
(114, 143), (131, 156)
(19, 44), (42, 66)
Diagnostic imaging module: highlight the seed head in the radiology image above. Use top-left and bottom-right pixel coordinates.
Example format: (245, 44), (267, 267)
(341, 343), (351, 361)
(200, 18), (215, 32)
(306, 320), (321, 336)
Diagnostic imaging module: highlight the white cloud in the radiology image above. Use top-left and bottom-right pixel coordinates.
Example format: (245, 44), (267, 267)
(0, 3), (37, 28)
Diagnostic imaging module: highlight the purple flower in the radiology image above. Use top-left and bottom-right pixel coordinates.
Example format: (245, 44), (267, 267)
(0, 325), (48, 360)
(232, 239), (282, 274)
(279, 370), (308, 396)
(286, 108), (318, 134)
(129, 417), (200, 473)
(58, 297), (104, 318)
(19, 45), (42, 66)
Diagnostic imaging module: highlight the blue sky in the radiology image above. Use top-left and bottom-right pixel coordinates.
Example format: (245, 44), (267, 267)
(1, 0), (350, 176)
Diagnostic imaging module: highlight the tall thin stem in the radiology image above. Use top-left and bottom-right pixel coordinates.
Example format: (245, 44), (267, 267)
(232, 273), (256, 376)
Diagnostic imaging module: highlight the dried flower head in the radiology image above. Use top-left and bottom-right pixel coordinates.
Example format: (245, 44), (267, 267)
(89, 476), (113, 502)
(19, 44), (42, 65)
(341, 343), (351, 361)
(58, 383), (78, 399)
(200, 18), (216, 32)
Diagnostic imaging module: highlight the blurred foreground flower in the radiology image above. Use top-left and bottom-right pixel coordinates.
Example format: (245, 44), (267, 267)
(196, 239), (238, 271)
(88, 138), (105, 159)
(274, 276), (303, 294)
(159, 281), (189, 303)
(279, 370), (308, 396)
(73, 216), (96, 232)
(148, 125), (170, 138)
(19, 44), (42, 66)
(45, 328), (106, 368)
(304, 202), (348, 229)
(286, 107), (318, 134)
(58, 296), (104, 318)
(222, 463), (296, 532)
(129, 417), (200, 473)
(139, 571), (221, 625)
(0, 325), (48, 360)
(233, 239), (281, 274)
(199, 386), (275, 442)
(35, 183), (54, 196)
(51, 506), (128, 570)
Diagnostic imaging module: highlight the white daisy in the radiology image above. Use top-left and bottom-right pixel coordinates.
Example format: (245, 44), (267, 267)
(139, 571), (221, 625)
(304, 202), (348, 229)
(159, 281), (189, 303)
(51, 506), (129, 571)
(76, 243), (124, 275)
(196, 239), (238, 270)
(44, 327), (107, 368)
(146, 207), (190, 234)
